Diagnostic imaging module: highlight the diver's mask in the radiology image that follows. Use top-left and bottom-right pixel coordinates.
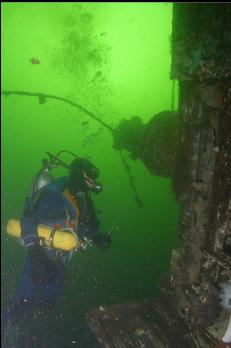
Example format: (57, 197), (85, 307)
(83, 171), (102, 193)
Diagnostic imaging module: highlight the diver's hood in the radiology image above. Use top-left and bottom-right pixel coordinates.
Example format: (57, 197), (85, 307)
(68, 158), (102, 194)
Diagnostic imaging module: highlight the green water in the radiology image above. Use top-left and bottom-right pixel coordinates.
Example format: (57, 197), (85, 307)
(1, 2), (180, 347)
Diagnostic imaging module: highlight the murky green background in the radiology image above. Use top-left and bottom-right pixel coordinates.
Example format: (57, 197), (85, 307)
(1, 2), (180, 347)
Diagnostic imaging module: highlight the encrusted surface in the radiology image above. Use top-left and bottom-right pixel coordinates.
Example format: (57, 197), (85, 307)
(171, 4), (231, 80)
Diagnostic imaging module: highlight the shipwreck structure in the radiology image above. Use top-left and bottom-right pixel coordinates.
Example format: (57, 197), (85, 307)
(87, 4), (231, 347)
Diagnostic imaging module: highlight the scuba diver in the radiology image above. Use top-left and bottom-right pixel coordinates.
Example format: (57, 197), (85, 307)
(2, 151), (112, 334)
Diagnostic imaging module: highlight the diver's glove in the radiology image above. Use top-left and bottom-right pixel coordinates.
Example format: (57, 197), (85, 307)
(27, 243), (56, 284)
(93, 233), (112, 251)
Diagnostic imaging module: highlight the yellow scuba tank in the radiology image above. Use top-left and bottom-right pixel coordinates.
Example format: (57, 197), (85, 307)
(7, 219), (79, 251)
